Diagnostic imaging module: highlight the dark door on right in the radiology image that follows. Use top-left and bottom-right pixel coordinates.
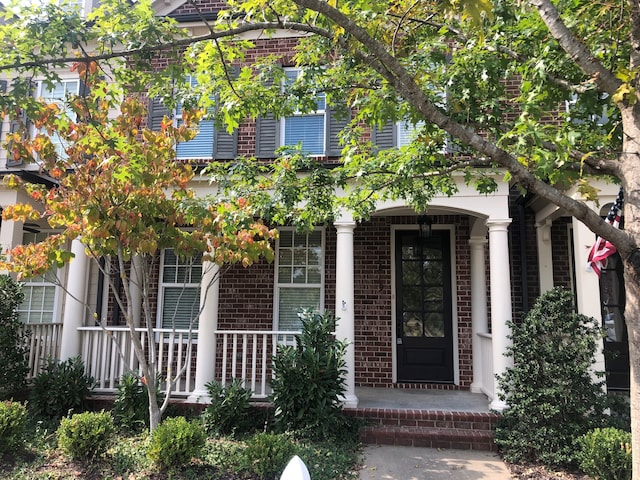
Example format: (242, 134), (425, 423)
(395, 230), (454, 383)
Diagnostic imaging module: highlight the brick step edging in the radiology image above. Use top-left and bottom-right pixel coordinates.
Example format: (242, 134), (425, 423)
(361, 426), (497, 451)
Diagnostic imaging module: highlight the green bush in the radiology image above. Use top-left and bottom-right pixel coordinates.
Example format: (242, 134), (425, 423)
(113, 373), (148, 432)
(146, 416), (205, 469)
(578, 427), (632, 480)
(494, 287), (611, 467)
(202, 378), (255, 437)
(30, 356), (94, 421)
(0, 400), (28, 454)
(270, 310), (349, 440)
(56, 410), (115, 460)
(0, 275), (29, 399)
(242, 432), (297, 480)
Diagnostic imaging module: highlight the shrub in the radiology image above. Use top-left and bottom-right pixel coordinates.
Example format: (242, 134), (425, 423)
(578, 427), (632, 480)
(0, 275), (29, 399)
(0, 400), (28, 454)
(202, 378), (255, 437)
(30, 356), (94, 421)
(242, 432), (297, 480)
(270, 310), (349, 440)
(113, 373), (148, 432)
(146, 416), (205, 469)
(56, 410), (115, 460)
(494, 287), (611, 466)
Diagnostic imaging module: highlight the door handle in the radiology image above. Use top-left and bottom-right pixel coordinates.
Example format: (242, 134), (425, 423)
(396, 338), (403, 345)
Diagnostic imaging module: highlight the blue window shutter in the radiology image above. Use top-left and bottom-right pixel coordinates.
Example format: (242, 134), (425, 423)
(372, 121), (395, 150)
(326, 105), (350, 157)
(256, 114), (279, 158)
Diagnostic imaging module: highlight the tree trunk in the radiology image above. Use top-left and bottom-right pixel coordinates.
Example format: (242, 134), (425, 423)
(624, 260), (640, 479)
(148, 384), (162, 433)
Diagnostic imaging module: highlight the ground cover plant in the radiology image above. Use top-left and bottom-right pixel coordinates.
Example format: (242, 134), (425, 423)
(0, 409), (361, 480)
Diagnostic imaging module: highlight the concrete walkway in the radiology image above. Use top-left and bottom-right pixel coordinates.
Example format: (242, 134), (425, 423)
(359, 445), (512, 480)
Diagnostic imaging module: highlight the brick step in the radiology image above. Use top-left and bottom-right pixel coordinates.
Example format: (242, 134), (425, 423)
(360, 425), (496, 451)
(344, 408), (499, 450)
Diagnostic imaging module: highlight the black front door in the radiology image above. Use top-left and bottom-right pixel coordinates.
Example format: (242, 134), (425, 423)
(395, 230), (454, 383)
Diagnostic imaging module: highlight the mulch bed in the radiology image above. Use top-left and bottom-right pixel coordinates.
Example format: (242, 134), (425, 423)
(507, 463), (592, 479)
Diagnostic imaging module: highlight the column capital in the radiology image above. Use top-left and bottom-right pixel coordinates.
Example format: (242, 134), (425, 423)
(485, 218), (512, 231)
(334, 220), (356, 232)
(468, 235), (488, 247)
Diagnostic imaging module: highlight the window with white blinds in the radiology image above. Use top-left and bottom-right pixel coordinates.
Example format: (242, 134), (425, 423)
(17, 231), (59, 324)
(397, 120), (425, 147)
(159, 249), (202, 331)
(275, 229), (324, 331)
(175, 75), (215, 160)
(281, 69), (326, 155)
(38, 79), (80, 159)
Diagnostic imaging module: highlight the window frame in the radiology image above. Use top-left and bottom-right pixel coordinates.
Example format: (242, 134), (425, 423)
(174, 74), (216, 160)
(156, 248), (203, 337)
(273, 227), (325, 331)
(16, 230), (63, 324)
(36, 78), (81, 160)
(280, 68), (327, 156)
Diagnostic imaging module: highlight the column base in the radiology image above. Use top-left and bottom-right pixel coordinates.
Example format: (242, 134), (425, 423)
(489, 398), (508, 412)
(340, 394), (359, 409)
(470, 382), (483, 394)
(186, 390), (211, 404)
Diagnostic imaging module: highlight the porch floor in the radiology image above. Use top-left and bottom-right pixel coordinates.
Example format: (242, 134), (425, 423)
(355, 387), (491, 412)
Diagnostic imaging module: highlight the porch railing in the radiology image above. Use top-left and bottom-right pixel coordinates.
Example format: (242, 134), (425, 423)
(77, 326), (299, 398)
(478, 332), (494, 401)
(23, 322), (63, 379)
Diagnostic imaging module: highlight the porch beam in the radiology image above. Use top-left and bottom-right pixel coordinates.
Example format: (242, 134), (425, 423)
(486, 218), (513, 411)
(334, 218), (358, 408)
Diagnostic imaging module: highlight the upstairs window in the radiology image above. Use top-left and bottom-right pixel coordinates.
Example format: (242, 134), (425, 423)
(274, 229), (324, 331)
(148, 77), (237, 161)
(39, 79), (80, 159)
(281, 69), (326, 155)
(175, 75), (216, 160)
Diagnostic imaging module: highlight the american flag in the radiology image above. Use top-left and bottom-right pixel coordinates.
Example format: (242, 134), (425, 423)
(587, 186), (624, 277)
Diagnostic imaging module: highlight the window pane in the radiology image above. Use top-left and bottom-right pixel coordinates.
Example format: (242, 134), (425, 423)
(293, 247), (307, 265)
(278, 267), (292, 282)
(176, 120), (214, 158)
(284, 115), (324, 154)
(292, 267), (306, 284)
(279, 249), (292, 265)
(280, 230), (293, 247)
(162, 287), (200, 330)
(278, 288), (321, 330)
(307, 267), (321, 283)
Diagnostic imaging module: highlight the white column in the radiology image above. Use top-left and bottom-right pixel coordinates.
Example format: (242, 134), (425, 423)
(536, 220), (554, 293)
(59, 239), (90, 360)
(572, 214), (607, 377)
(486, 219), (513, 411)
(189, 260), (220, 402)
(469, 236), (488, 393)
(334, 219), (358, 408)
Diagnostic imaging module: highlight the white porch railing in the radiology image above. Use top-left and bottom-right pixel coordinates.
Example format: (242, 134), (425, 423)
(23, 322), (63, 379)
(77, 326), (299, 398)
(478, 332), (494, 401)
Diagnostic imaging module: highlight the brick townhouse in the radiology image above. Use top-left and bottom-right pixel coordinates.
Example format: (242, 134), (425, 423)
(0, 0), (628, 436)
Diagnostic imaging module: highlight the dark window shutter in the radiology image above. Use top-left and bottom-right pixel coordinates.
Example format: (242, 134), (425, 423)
(255, 114), (279, 158)
(326, 105), (350, 157)
(213, 127), (237, 160)
(149, 97), (170, 131)
(372, 121), (396, 150)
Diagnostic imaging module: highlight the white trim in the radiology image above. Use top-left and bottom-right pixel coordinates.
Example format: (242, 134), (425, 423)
(156, 248), (202, 338)
(273, 226), (326, 330)
(390, 224), (459, 385)
(17, 230), (64, 324)
(279, 67), (326, 156)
